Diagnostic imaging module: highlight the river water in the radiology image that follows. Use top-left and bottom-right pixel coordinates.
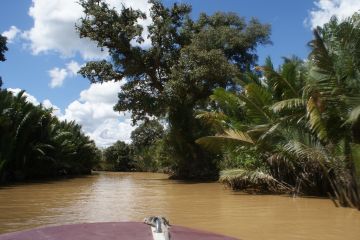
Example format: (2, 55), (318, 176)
(0, 172), (359, 239)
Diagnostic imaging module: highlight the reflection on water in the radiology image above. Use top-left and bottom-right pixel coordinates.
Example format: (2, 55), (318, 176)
(0, 172), (359, 239)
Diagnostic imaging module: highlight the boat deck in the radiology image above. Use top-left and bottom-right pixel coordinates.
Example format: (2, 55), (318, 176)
(0, 222), (239, 240)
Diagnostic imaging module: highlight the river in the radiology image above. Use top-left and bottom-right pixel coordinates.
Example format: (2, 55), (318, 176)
(0, 172), (359, 239)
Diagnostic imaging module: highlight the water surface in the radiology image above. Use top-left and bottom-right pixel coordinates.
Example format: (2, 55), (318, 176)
(0, 172), (359, 239)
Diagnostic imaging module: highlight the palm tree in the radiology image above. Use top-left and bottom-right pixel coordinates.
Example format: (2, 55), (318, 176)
(197, 57), (308, 193)
(196, 13), (360, 209)
(0, 89), (100, 182)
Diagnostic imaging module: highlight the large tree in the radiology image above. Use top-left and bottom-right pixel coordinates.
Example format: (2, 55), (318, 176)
(77, 0), (271, 178)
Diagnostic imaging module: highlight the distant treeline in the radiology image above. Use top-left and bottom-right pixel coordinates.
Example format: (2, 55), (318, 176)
(0, 89), (101, 182)
(98, 120), (171, 173)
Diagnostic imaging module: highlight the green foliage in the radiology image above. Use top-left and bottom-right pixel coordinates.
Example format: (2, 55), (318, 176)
(0, 34), (8, 88)
(130, 120), (170, 172)
(77, 0), (271, 179)
(220, 146), (264, 170)
(131, 120), (164, 149)
(103, 141), (132, 171)
(197, 12), (360, 209)
(0, 34), (7, 62)
(219, 169), (292, 193)
(0, 89), (100, 182)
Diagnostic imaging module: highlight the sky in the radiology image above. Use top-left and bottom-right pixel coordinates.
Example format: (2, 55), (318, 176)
(0, 0), (359, 148)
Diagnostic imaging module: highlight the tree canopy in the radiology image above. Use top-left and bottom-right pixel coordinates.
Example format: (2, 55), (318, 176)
(103, 140), (132, 171)
(0, 90), (100, 182)
(77, 0), (271, 178)
(0, 34), (7, 88)
(0, 35), (7, 62)
(131, 120), (164, 149)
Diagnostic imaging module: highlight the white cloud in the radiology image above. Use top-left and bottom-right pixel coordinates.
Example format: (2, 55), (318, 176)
(61, 80), (135, 147)
(23, 0), (152, 60)
(307, 0), (360, 29)
(49, 67), (68, 88)
(2, 26), (21, 43)
(48, 60), (82, 88)
(66, 60), (81, 76)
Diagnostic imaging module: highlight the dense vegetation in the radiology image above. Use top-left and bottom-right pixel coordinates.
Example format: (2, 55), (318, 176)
(77, 0), (360, 208)
(0, 36), (101, 182)
(197, 14), (360, 209)
(0, 89), (101, 182)
(100, 120), (170, 172)
(77, 0), (271, 179)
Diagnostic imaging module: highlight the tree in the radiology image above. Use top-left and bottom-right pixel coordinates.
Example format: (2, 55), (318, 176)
(77, 0), (271, 178)
(0, 90), (100, 181)
(131, 120), (164, 149)
(130, 120), (166, 172)
(0, 34), (8, 88)
(0, 35), (7, 62)
(103, 141), (132, 171)
(197, 13), (360, 209)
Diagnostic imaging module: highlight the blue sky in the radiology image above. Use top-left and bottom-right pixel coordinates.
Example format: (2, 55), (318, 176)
(0, 0), (359, 147)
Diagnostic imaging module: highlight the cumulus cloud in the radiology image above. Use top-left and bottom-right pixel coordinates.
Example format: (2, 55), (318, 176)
(23, 0), (152, 60)
(61, 80), (136, 147)
(307, 0), (360, 29)
(48, 60), (82, 88)
(66, 60), (81, 76)
(2, 26), (21, 43)
(49, 67), (68, 88)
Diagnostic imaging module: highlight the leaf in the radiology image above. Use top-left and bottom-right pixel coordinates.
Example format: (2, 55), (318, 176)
(271, 98), (306, 113)
(196, 129), (254, 151)
(219, 168), (292, 192)
(196, 111), (228, 131)
(283, 140), (328, 164)
(238, 83), (273, 124)
(306, 97), (328, 142)
(347, 105), (360, 124)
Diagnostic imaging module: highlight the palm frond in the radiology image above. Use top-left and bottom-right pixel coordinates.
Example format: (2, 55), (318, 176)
(306, 97), (328, 142)
(210, 88), (243, 113)
(271, 98), (306, 113)
(219, 168), (292, 192)
(196, 129), (254, 151)
(196, 111), (228, 131)
(308, 28), (336, 76)
(283, 140), (328, 164)
(239, 83), (273, 124)
(261, 65), (299, 97)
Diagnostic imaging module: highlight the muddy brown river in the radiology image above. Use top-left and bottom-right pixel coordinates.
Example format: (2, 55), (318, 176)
(0, 172), (359, 239)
